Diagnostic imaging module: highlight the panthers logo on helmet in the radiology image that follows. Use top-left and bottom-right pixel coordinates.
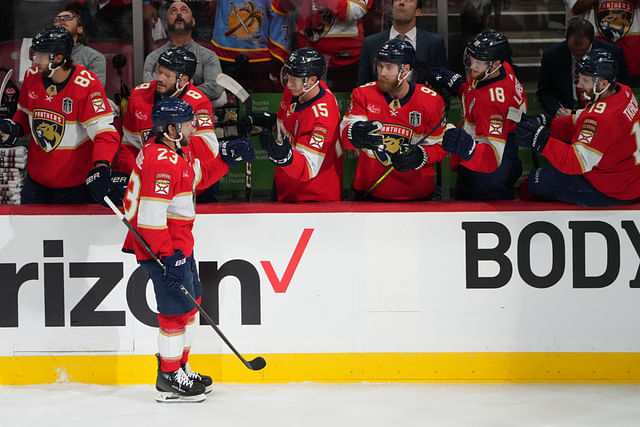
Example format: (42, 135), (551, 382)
(596, 1), (634, 42)
(32, 109), (65, 152)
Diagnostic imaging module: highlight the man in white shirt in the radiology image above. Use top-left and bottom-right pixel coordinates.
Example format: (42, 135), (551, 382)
(356, 0), (448, 86)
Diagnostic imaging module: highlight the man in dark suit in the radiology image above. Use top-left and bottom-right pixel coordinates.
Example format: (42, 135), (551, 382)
(537, 17), (629, 118)
(356, 0), (448, 87)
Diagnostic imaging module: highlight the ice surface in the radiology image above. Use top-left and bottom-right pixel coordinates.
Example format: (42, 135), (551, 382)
(2, 383), (640, 427)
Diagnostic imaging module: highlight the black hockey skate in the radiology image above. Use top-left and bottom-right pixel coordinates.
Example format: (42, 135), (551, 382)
(155, 354), (206, 403)
(182, 362), (213, 394)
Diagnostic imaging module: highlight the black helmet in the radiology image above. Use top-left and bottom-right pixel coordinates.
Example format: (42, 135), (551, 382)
(158, 47), (198, 79)
(376, 38), (415, 69)
(32, 25), (73, 58)
(576, 48), (617, 82)
(283, 47), (326, 79)
(465, 29), (512, 63)
(152, 97), (194, 133)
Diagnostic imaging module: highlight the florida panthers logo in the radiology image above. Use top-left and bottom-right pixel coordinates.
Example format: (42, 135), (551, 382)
(372, 124), (413, 166)
(32, 109), (65, 152)
(596, 0), (634, 42)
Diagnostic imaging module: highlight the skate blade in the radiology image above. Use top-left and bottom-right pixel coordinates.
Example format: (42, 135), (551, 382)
(155, 392), (206, 403)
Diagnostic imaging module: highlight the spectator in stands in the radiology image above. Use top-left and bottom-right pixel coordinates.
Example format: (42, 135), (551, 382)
(88, 0), (134, 42)
(566, 0), (640, 79)
(211, 0), (293, 92)
(356, 0), (448, 87)
(144, 1), (225, 104)
(53, 10), (107, 87)
(296, 0), (374, 92)
(537, 17), (628, 118)
(517, 49), (640, 207)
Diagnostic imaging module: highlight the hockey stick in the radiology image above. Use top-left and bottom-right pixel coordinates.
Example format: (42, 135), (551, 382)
(0, 68), (13, 109)
(364, 115), (447, 197)
(103, 196), (267, 371)
(216, 72), (253, 202)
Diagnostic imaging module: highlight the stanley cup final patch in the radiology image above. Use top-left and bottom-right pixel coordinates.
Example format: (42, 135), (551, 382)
(154, 173), (172, 196)
(488, 114), (504, 136)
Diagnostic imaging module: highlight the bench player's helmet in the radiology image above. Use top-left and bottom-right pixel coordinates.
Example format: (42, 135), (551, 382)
(576, 48), (617, 83)
(31, 25), (73, 60)
(576, 48), (617, 102)
(158, 47), (198, 80)
(374, 38), (415, 85)
(464, 29), (511, 80)
(283, 47), (326, 79)
(152, 97), (194, 134)
(281, 47), (326, 94)
(376, 38), (415, 69)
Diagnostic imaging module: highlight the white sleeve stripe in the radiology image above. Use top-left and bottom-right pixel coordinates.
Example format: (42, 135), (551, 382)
(573, 142), (603, 172)
(296, 144), (325, 179)
(138, 199), (169, 227)
(167, 194), (196, 218)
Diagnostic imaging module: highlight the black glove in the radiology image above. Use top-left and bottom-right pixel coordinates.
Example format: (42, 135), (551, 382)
(220, 137), (255, 168)
(515, 117), (551, 153)
(346, 120), (383, 150)
(426, 67), (464, 96)
(238, 112), (276, 136)
(162, 249), (186, 289)
(391, 146), (428, 172)
(0, 119), (23, 147)
(532, 113), (552, 127)
(259, 130), (293, 166)
(86, 164), (112, 205)
(442, 128), (476, 161)
(109, 171), (129, 206)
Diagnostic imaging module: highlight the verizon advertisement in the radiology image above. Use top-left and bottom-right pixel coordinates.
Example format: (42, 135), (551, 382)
(1, 207), (639, 356)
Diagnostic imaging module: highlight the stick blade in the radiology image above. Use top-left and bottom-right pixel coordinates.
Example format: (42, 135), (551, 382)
(216, 73), (249, 103)
(248, 356), (266, 371)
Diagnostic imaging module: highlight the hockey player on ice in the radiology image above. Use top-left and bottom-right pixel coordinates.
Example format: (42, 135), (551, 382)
(244, 47), (343, 201)
(120, 97), (254, 402)
(427, 29), (527, 200)
(340, 38), (449, 201)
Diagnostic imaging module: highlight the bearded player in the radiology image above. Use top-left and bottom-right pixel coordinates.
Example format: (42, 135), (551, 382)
(427, 29), (527, 200)
(0, 26), (121, 204)
(244, 47), (342, 201)
(122, 97), (253, 402)
(515, 49), (640, 207)
(340, 38), (448, 201)
(118, 47), (231, 201)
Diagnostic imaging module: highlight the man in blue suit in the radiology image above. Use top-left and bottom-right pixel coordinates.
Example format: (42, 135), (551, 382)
(356, 0), (448, 87)
(537, 17), (629, 118)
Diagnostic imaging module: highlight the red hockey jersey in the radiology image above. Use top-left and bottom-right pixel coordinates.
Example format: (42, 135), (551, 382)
(545, 83), (640, 200)
(296, 0), (373, 67)
(122, 138), (220, 260)
(118, 80), (225, 180)
(14, 64), (119, 188)
(455, 61), (527, 173)
(275, 80), (342, 201)
(341, 82), (448, 200)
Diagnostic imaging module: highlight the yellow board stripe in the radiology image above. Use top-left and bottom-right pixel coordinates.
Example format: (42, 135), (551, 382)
(2, 353), (640, 385)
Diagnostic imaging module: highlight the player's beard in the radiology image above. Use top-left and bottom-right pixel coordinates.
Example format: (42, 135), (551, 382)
(378, 76), (398, 93)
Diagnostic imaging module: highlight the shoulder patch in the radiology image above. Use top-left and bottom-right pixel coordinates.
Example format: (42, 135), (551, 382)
(154, 173), (171, 196)
(488, 114), (504, 136)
